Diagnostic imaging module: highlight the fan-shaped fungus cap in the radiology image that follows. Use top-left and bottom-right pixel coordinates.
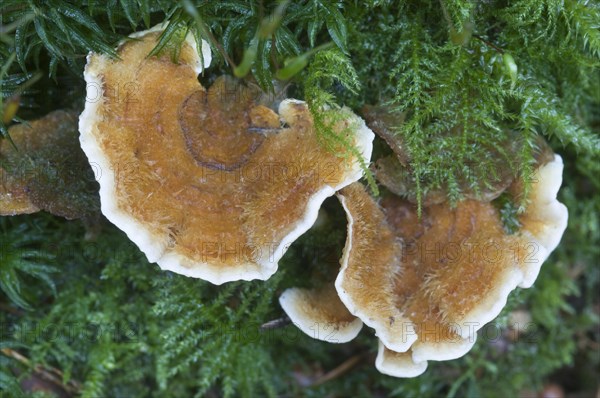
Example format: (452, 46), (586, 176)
(279, 286), (363, 343)
(375, 341), (427, 378)
(335, 154), (567, 376)
(335, 182), (417, 352)
(278, 209), (363, 343)
(362, 105), (517, 205)
(79, 25), (374, 284)
(1, 110), (99, 218)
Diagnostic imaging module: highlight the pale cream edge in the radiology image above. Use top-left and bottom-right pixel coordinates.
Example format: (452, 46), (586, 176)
(518, 155), (569, 288)
(411, 333), (478, 363)
(80, 52), (166, 263)
(452, 267), (525, 340)
(336, 156), (567, 365)
(126, 22), (211, 75)
(263, 100), (375, 263)
(451, 155), (568, 341)
(80, 24), (211, 263)
(412, 267), (515, 360)
(80, 29), (374, 284)
(78, 24), (210, 272)
(375, 340), (428, 378)
(334, 193), (418, 353)
(159, 100), (373, 284)
(279, 287), (363, 343)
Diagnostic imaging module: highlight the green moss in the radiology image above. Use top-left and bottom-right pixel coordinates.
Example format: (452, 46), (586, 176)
(0, 1), (598, 397)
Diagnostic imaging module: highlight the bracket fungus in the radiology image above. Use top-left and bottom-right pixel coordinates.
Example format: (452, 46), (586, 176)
(279, 286), (363, 343)
(1, 110), (99, 219)
(362, 105), (518, 205)
(0, 166), (38, 216)
(79, 25), (374, 284)
(279, 153), (567, 377)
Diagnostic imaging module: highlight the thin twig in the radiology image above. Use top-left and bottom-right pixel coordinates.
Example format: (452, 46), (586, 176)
(473, 34), (504, 54)
(0, 302), (25, 316)
(260, 316), (291, 331)
(1, 348), (82, 395)
(205, 28), (237, 69)
(309, 352), (367, 387)
(182, 0), (236, 68)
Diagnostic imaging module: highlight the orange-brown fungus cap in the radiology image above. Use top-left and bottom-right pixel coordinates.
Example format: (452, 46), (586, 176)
(375, 341), (426, 378)
(335, 182), (417, 352)
(363, 105), (516, 204)
(279, 209), (363, 343)
(79, 25), (374, 284)
(336, 154), (567, 377)
(279, 286), (363, 343)
(1, 110), (99, 219)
